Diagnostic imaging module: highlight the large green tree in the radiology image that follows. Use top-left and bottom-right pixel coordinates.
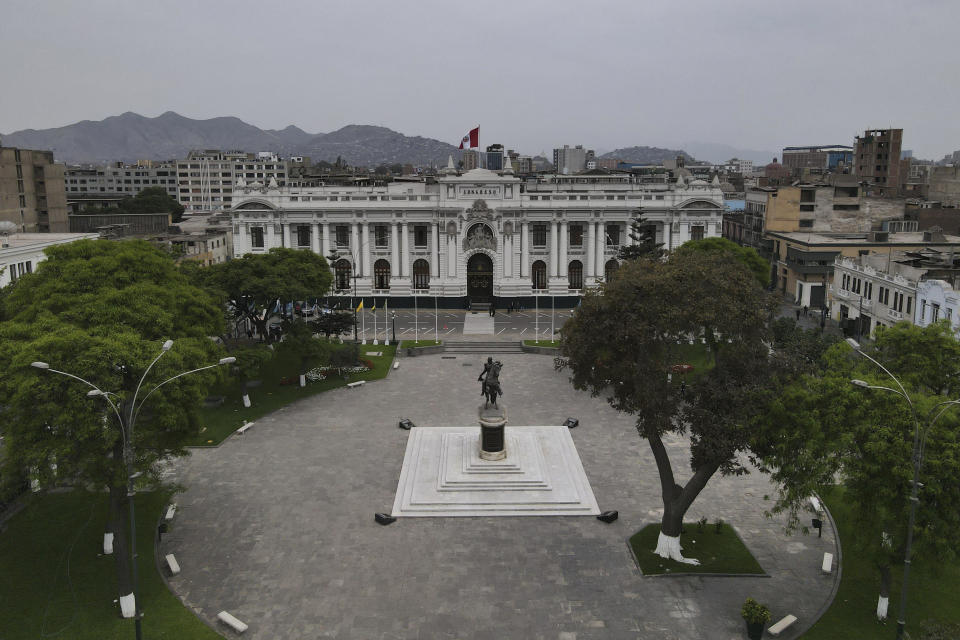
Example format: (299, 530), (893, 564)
(560, 250), (779, 563)
(202, 247), (333, 343)
(84, 186), (185, 223)
(0, 239), (225, 618)
(754, 322), (960, 620)
(674, 237), (771, 288)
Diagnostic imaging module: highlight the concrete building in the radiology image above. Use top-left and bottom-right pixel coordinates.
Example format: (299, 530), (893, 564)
(781, 145), (853, 173)
(552, 145), (592, 175)
(229, 167), (724, 306)
(64, 161), (178, 207)
(768, 229), (960, 309)
(68, 212), (172, 236)
(854, 128), (903, 197)
(486, 144), (504, 171)
(0, 231), (99, 287)
(462, 150), (479, 171)
(928, 166), (960, 208)
(177, 150), (287, 214)
(0, 146), (69, 233)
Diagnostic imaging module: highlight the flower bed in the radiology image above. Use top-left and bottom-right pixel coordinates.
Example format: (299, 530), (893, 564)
(305, 362), (372, 382)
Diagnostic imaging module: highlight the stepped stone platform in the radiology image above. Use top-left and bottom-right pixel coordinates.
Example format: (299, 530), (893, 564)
(391, 425), (600, 517)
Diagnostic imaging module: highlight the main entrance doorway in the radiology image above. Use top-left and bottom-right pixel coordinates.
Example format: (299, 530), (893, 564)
(467, 253), (493, 303)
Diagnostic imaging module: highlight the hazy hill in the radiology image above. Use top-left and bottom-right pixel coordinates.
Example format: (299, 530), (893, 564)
(1, 112), (460, 166)
(600, 146), (696, 164)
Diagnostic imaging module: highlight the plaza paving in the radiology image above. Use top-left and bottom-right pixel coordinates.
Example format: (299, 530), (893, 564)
(163, 352), (838, 639)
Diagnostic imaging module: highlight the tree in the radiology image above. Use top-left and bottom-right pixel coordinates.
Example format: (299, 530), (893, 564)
(617, 215), (664, 261)
(275, 319), (332, 386)
(202, 247), (333, 343)
(83, 186), (185, 223)
(311, 311), (355, 339)
(230, 343), (274, 406)
(0, 239), (225, 617)
(753, 322), (960, 620)
(674, 237), (771, 288)
(559, 251), (778, 563)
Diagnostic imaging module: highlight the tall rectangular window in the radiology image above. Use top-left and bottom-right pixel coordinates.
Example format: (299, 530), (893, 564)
(532, 224), (547, 247)
(690, 225), (704, 241)
(336, 225), (349, 247)
(297, 225), (310, 247)
(375, 225), (388, 248)
(251, 227), (264, 248)
(569, 224), (583, 246)
(414, 225), (427, 248)
(906, 297), (912, 314)
(606, 224), (622, 245)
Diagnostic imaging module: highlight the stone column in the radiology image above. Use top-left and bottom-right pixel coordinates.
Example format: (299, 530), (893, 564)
(596, 222), (606, 276)
(311, 222), (320, 254)
(321, 222), (330, 258)
(586, 221), (596, 278)
(390, 222), (399, 277)
(236, 223), (248, 256)
(447, 230), (457, 277)
(432, 222), (440, 278)
(350, 222), (360, 272)
(559, 221), (568, 278)
(267, 221), (276, 249)
(520, 221), (529, 278)
(550, 220), (559, 278)
(662, 221), (671, 252)
(400, 222), (409, 277)
(503, 231), (511, 278)
(282, 222), (291, 248)
(362, 222), (371, 278)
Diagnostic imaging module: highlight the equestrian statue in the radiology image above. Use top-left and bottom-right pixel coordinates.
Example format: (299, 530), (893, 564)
(478, 356), (503, 408)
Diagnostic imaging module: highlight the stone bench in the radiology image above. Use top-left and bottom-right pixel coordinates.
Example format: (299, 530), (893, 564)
(809, 496), (822, 512)
(768, 614), (798, 637)
(164, 504), (176, 521)
(217, 611), (248, 634)
(165, 553), (180, 576)
(236, 422), (255, 435)
(393, 361), (399, 370)
(347, 380), (366, 388)
(822, 551), (834, 574)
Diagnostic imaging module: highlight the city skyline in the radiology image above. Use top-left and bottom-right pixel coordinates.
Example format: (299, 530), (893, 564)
(2, 0), (959, 161)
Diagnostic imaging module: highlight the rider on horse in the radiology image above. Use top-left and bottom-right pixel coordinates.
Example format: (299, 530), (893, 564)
(478, 357), (503, 407)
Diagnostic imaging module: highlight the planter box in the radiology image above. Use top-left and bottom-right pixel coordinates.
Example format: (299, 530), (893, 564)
(521, 344), (560, 356)
(405, 344), (445, 357)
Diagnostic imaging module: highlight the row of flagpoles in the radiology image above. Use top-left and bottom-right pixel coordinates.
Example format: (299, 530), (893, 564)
(354, 296), (440, 345)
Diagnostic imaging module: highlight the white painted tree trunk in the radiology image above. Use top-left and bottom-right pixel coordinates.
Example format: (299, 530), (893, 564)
(876, 595), (888, 620)
(242, 393), (251, 408)
(653, 531), (701, 565)
(103, 532), (114, 554)
(299, 374), (306, 387)
(119, 593), (136, 618)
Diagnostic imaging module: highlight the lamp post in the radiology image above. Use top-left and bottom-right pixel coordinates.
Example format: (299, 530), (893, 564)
(391, 311), (397, 343)
(31, 344), (235, 640)
(847, 337), (960, 639)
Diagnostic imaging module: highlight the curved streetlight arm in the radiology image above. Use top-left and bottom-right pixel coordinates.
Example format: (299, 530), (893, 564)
(132, 359), (234, 425)
(848, 342), (913, 407)
(40, 367), (126, 437)
(918, 399), (960, 471)
(130, 341), (172, 427)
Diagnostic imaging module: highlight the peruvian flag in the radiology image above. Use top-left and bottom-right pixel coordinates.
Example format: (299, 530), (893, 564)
(458, 126), (479, 149)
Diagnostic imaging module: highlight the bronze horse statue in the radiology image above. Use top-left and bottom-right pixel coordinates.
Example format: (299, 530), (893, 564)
(480, 360), (503, 408)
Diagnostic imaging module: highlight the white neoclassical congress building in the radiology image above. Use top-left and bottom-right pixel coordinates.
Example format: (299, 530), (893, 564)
(229, 162), (724, 306)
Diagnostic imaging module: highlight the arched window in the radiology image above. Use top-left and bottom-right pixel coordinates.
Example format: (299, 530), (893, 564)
(568, 260), (583, 290)
(334, 259), (352, 291)
(374, 259), (391, 290)
(413, 259), (430, 290)
(604, 259), (620, 282)
(532, 260), (547, 290)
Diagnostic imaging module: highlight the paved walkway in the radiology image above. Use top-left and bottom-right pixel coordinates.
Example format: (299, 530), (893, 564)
(163, 353), (838, 639)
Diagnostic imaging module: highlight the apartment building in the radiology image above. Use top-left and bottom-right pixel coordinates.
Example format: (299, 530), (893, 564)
(177, 150), (287, 214)
(0, 146), (69, 232)
(64, 161), (178, 212)
(781, 145), (853, 173)
(854, 128), (903, 197)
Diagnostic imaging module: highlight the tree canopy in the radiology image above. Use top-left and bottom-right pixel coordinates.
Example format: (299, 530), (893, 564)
(202, 247), (333, 342)
(674, 236), (770, 288)
(560, 250), (780, 562)
(0, 239), (226, 611)
(617, 215), (664, 261)
(753, 321), (960, 618)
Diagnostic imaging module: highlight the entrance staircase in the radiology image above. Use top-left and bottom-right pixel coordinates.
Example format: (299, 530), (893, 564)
(443, 340), (525, 354)
(470, 302), (491, 313)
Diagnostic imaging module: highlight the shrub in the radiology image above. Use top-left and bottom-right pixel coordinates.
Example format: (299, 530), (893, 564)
(741, 597), (771, 624)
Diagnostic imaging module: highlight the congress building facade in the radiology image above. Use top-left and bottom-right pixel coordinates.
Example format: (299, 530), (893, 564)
(229, 165), (724, 307)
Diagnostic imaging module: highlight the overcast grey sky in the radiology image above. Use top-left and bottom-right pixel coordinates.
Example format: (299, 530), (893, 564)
(2, 0), (959, 160)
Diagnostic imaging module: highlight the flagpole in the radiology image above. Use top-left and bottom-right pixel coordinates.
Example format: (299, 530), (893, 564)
(535, 294), (539, 341)
(362, 300), (367, 345)
(551, 295), (555, 342)
(373, 299), (378, 345)
(385, 299), (390, 346)
(434, 296), (438, 343)
(415, 293), (419, 344)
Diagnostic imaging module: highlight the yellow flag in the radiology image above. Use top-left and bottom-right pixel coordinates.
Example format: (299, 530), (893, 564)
(371, 300), (377, 311)
(356, 300), (364, 312)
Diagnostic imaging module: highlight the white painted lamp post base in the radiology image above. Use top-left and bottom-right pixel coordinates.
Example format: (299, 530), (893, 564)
(242, 394), (251, 408)
(119, 593), (136, 618)
(102, 532), (114, 554)
(876, 595), (889, 620)
(654, 531), (701, 565)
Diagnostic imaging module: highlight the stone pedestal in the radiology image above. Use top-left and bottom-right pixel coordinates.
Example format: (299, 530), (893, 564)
(478, 403), (507, 461)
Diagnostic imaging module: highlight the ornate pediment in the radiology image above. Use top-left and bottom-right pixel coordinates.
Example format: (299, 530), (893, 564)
(466, 199), (494, 221)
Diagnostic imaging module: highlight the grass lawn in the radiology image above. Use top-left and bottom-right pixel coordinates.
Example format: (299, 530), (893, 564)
(0, 490), (218, 640)
(523, 340), (560, 348)
(801, 487), (960, 639)
(189, 344), (396, 446)
(399, 340), (441, 348)
(629, 522), (765, 575)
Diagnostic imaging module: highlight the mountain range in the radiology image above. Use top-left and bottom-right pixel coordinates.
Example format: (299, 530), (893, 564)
(0, 112), (463, 167)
